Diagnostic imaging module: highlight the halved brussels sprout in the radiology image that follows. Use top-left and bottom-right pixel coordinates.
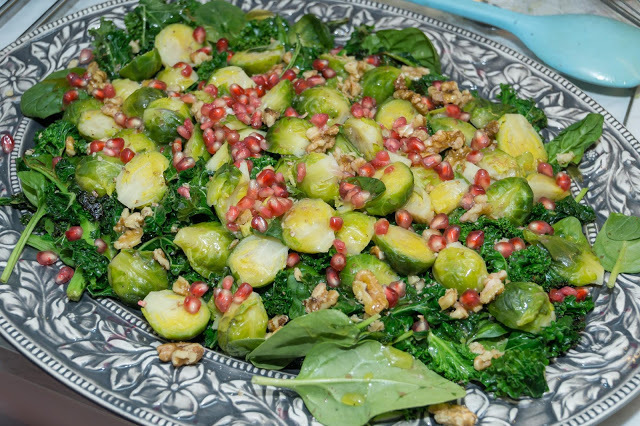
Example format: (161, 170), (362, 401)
(227, 235), (288, 287)
(401, 185), (434, 224)
(230, 42), (285, 75)
(121, 87), (165, 118)
(119, 49), (163, 81)
(265, 117), (312, 157)
(361, 66), (403, 105)
(208, 66), (256, 93)
(526, 173), (570, 201)
(331, 134), (361, 157)
(192, 90), (216, 104)
(375, 99), (418, 129)
(294, 86), (351, 124)
(174, 222), (235, 278)
(156, 66), (199, 91)
(282, 198), (335, 253)
(432, 245), (488, 292)
(486, 177), (534, 225)
(155, 23), (204, 67)
(411, 166), (443, 190)
(143, 98), (191, 144)
(142, 290), (210, 340)
(275, 156), (297, 186)
(116, 129), (157, 153)
(496, 114), (548, 164)
(336, 211), (376, 255)
(297, 153), (341, 202)
(288, 14), (333, 50)
(183, 127), (211, 161)
(205, 142), (232, 172)
(429, 117), (476, 145)
(116, 151), (169, 209)
(75, 154), (123, 196)
(388, 151), (412, 167)
(365, 162), (414, 216)
(341, 117), (384, 161)
(462, 97), (512, 129)
(111, 79), (141, 101)
(430, 179), (468, 214)
(218, 292), (269, 354)
(63, 98), (102, 125)
(148, 97), (191, 118)
(516, 151), (537, 174)
(77, 110), (122, 140)
(340, 253), (400, 290)
(259, 79), (294, 114)
(373, 225), (436, 275)
(476, 148), (523, 180)
(488, 282), (555, 334)
(319, 53), (353, 78)
(108, 250), (169, 307)
(206, 163), (249, 225)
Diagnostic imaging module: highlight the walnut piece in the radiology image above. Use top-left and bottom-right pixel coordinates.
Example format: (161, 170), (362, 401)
(369, 245), (385, 260)
(484, 120), (500, 140)
(479, 270), (507, 304)
(157, 342), (205, 368)
(303, 283), (339, 313)
(469, 341), (503, 371)
(459, 195), (492, 223)
(400, 65), (430, 80)
(262, 108), (280, 127)
(427, 80), (473, 107)
(332, 147), (367, 175)
(153, 249), (171, 270)
(367, 319), (385, 332)
(86, 61), (108, 92)
(172, 276), (190, 296)
(429, 403), (477, 426)
(438, 288), (458, 310)
(113, 228), (143, 250)
(425, 130), (466, 155)
(65, 136), (76, 156)
(267, 315), (289, 333)
(352, 270), (388, 316)
(306, 124), (340, 153)
(449, 302), (469, 320)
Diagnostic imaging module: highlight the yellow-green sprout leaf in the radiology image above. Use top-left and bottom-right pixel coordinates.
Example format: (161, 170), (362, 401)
(116, 151), (169, 209)
(174, 222), (235, 278)
(228, 235), (288, 287)
(155, 23), (203, 67)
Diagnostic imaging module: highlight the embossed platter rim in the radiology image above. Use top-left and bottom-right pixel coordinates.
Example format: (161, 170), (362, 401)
(0, 1), (639, 425)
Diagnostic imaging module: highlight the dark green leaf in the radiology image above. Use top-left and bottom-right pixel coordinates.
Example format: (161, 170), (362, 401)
(496, 84), (547, 132)
(546, 113), (604, 167)
(192, 0), (246, 44)
(344, 176), (386, 202)
(20, 69), (83, 119)
(604, 212), (640, 241)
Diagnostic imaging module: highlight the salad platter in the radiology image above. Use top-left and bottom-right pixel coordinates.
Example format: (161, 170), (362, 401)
(0, 0), (639, 425)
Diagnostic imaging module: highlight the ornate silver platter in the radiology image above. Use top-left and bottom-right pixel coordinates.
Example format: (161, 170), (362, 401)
(0, 0), (639, 424)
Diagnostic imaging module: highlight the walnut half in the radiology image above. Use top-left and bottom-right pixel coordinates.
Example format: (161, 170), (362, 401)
(352, 270), (388, 316)
(429, 403), (478, 426)
(157, 342), (205, 367)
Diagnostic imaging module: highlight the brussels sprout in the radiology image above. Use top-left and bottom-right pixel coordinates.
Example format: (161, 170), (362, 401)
(259, 79), (294, 114)
(119, 49), (163, 81)
(183, 127), (211, 161)
(432, 245), (488, 292)
(220, 114), (251, 131)
(75, 154), (123, 196)
(265, 117), (312, 157)
(218, 292), (269, 354)
(116, 151), (169, 209)
(488, 282), (555, 334)
(526, 173), (570, 202)
(401, 185), (434, 224)
(319, 53), (353, 78)
(411, 166), (443, 190)
(111, 79), (141, 101)
(155, 23), (203, 67)
(227, 235), (288, 287)
(192, 90), (216, 104)
(288, 14), (333, 50)
(208, 66), (256, 93)
(516, 151), (537, 174)
(230, 42), (285, 75)
(294, 86), (351, 124)
(156, 66), (199, 91)
(174, 222), (234, 278)
(365, 162), (414, 216)
(205, 142), (232, 172)
(361, 66), (403, 105)
(336, 211), (376, 255)
(462, 97), (512, 129)
(77, 110), (122, 140)
(63, 98), (102, 125)
(430, 179), (468, 214)
(476, 148), (523, 180)
(282, 198), (335, 253)
(148, 97), (191, 118)
(143, 98), (191, 144)
(121, 87), (165, 118)
(375, 99), (418, 129)
(331, 134), (361, 157)
(141, 290), (210, 340)
(297, 153), (341, 202)
(496, 114), (548, 164)
(429, 117), (476, 145)
(275, 156), (297, 186)
(373, 225), (435, 275)
(108, 250), (169, 306)
(207, 163), (250, 224)
(388, 151), (413, 167)
(341, 117), (384, 161)
(486, 177), (534, 225)
(340, 253), (400, 290)
(116, 128), (157, 153)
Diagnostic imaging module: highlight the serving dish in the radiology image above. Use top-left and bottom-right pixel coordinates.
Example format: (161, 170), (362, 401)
(0, 0), (639, 424)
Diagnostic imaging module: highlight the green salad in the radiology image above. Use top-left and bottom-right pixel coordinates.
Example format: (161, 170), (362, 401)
(2, 1), (638, 425)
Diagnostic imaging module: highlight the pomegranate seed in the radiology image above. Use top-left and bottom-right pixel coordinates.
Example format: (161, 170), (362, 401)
(36, 250), (58, 266)
(326, 267), (341, 288)
(176, 157), (196, 172)
(227, 222), (240, 232)
(494, 241), (515, 258)
(330, 253), (346, 271)
(444, 225), (461, 244)
(471, 130), (491, 150)
(374, 219), (389, 235)
(284, 107), (299, 117)
(421, 154), (442, 169)
(460, 289), (481, 310)
(537, 162), (554, 177)
(282, 69), (297, 81)
(52, 156), (62, 167)
(389, 280), (406, 298)
(406, 137), (425, 153)
(329, 216), (343, 231)
(322, 68), (337, 79)
(474, 169), (491, 189)
(333, 239), (347, 254)
(89, 140), (104, 153)
(287, 252), (300, 267)
(556, 172), (571, 191)
(296, 162), (306, 183)
(469, 185), (486, 196)
(258, 187), (274, 198)
(307, 75), (325, 87)
(466, 150), (483, 164)
(237, 196), (255, 210)
(193, 26), (206, 43)
(539, 197), (556, 210)
(103, 84), (116, 98)
(106, 137), (124, 152)
(366, 55), (381, 66)
(177, 185), (191, 199)
(310, 113), (329, 128)
(184, 295), (202, 314)
(120, 148), (135, 163)
(234, 282), (253, 303)
(148, 80), (167, 90)
(510, 237), (526, 251)
(214, 288), (233, 312)
(339, 182), (356, 198)
(177, 125), (192, 140)
(227, 51), (234, 61)
(114, 112), (127, 127)
(94, 238), (107, 254)
(221, 276), (234, 290)
(460, 193), (475, 210)
(216, 38), (229, 52)
(384, 138), (401, 152)
(312, 59), (328, 71)
(466, 230), (485, 249)
(549, 289), (565, 303)
(362, 96), (376, 109)
(251, 216), (268, 233)
(293, 79), (309, 95)
(430, 213), (449, 230)
(358, 163), (375, 177)
(209, 107), (226, 121)
(92, 88), (105, 99)
(126, 117), (142, 128)
(65, 226), (83, 241)
(576, 288), (589, 301)
(559, 286), (578, 297)
(256, 169), (276, 187)
(78, 48), (93, 64)
(55, 266), (75, 284)
(395, 209), (413, 229)
(190, 281), (209, 297)
(428, 234), (447, 252)
(63, 89), (78, 104)
(1, 133), (15, 154)
(392, 117), (407, 129)
(445, 104), (461, 119)
(351, 190), (371, 209)
(435, 161), (454, 180)
(229, 83), (244, 97)
(528, 220), (554, 235)
(412, 316), (429, 332)
(384, 286), (399, 308)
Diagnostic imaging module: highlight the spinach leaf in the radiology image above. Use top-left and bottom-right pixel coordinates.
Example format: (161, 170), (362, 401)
(604, 212), (640, 241)
(20, 68), (85, 119)
(593, 212), (640, 287)
(252, 341), (465, 426)
(546, 113), (604, 167)
(374, 28), (441, 73)
(191, 0), (246, 44)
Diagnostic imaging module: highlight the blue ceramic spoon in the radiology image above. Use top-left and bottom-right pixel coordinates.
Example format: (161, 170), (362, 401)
(407, 0), (640, 88)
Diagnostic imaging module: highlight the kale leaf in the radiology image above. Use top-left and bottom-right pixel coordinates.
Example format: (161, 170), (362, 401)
(234, 16), (290, 51)
(410, 73), (450, 96)
(250, 154), (279, 179)
(479, 349), (549, 398)
(34, 120), (81, 157)
(196, 51), (229, 82)
(528, 196), (595, 225)
(89, 19), (133, 79)
(496, 83), (547, 132)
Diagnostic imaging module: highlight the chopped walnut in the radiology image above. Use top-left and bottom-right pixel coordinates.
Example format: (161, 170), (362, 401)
(444, 144), (472, 170)
(190, 50), (212, 66)
(191, 100), (205, 121)
(101, 96), (123, 118)
(302, 69), (319, 79)
(268, 315), (289, 333)
(65, 136), (76, 156)
(157, 342), (205, 368)
(427, 81), (473, 107)
(352, 270), (388, 316)
(424, 130), (465, 155)
(469, 342), (503, 371)
(393, 86), (432, 115)
(305, 124), (339, 153)
(459, 195), (491, 223)
(129, 40), (141, 54)
(283, 51), (293, 65)
(153, 248), (171, 270)
(369, 245), (385, 260)
(400, 65), (431, 80)
(479, 270), (507, 304)
(449, 302), (469, 319)
(303, 283), (339, 313)
(337, 58), (371, 99)
(124, 212), (145, 229)
(262, 108), (280, 127)
(113, 228), (143, 250)
(266, 63), (286, 76)
(337, 76), (363, 99)
(172, 276), (190, 296)
(367, 319), (385, 332)
(422, 228), (442, 240)
(429, 403), (477, 426)
(86, 61), (108, 92)
(293, 267), (303, 282)
(438, 288), (458, 310)
(484, 120), (500, 140)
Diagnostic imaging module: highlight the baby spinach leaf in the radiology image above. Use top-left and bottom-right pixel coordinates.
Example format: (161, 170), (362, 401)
(252, 341), (465, 426)
(20, 68), (85, 119)
(546, 113), (604, 167)
(374, 28), (441, 74)
(604, 213), (640, 241)
(226, 338), (265, 358)
(192, 1), (246, 44)
(468, 320), (509, 343)
(594, 213), (640, 287)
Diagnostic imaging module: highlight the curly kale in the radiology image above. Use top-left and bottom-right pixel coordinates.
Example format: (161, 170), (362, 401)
(343, 24), (375, 57)
(496, 83), (547, 132)
(450, 209), (524, 245)
(261, 265), (323, 319)
(34, 120), (81, 157)
(410, 73), (450, 96)
(234, 16), (290, 51)
(250, 154), (279, 179)
(54, 157), (77, 184)
(528, 196), (596, 225)
(507, 244), (566, 290)
(479, 349), (549, 398)
(89, 19), (133, 79)
(196, 51), (229, 82)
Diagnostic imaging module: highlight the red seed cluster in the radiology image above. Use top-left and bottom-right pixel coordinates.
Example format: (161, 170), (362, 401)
(339, 181), (371, 209)
(350, 96), (377, 119)
(549, 286), (588, 303)
(213, 277), (254, 313)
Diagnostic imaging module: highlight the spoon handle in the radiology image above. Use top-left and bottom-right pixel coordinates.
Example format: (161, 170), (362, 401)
(406, 0), (525, 33)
